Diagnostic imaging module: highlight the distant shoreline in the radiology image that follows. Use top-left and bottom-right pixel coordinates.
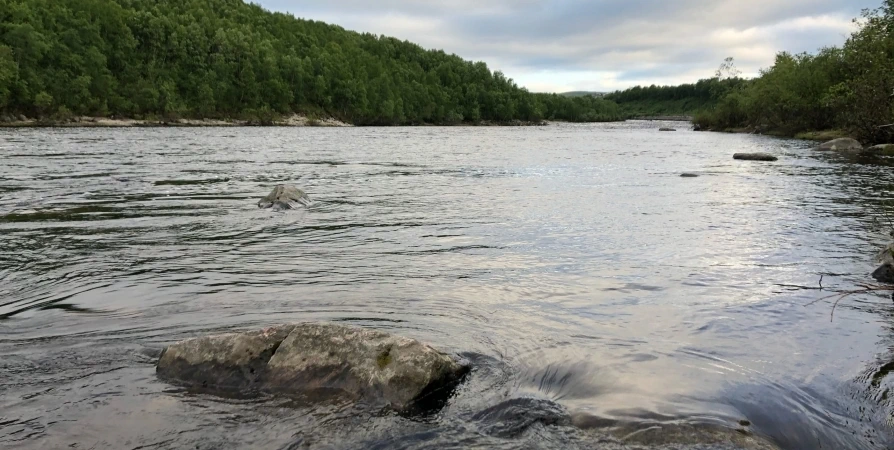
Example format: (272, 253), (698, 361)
(0, 116), (558, 128)
(0, 115), (353, 128)
(632, 115), (693, 122)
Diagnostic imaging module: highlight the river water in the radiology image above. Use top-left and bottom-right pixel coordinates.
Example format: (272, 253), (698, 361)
(1, 122), (893, 449)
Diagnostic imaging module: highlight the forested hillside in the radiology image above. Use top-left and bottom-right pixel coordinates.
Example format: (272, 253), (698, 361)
(605, 77), (744, 118)
(693, 0), (894, 144)
(0, 0), (621, 124)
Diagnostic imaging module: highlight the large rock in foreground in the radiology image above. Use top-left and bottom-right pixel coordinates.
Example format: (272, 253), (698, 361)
(157, 323), (470, 413)
(258, 185), (312, 210)
(813, 138), (862, 152)
(733, 153), (778, 161)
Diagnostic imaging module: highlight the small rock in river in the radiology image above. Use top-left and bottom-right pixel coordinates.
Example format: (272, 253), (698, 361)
(257, 184), (312, 210)
(733, 153), (778, 162)
(156, 322), (470, 414)
(659, 127), (677, 132)
(872, 263), (894, 284)
(680, 173), (699, 178)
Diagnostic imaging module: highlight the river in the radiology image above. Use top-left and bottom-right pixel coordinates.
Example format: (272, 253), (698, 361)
(1, 122), (893, 449)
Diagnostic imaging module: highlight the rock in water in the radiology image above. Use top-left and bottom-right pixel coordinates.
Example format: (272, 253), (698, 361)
(865, 144), (894, 156)
(157, 325), (295, 391)
(873, 264), (894, 284)
(879, 243), (894, 266)
(472, 397), (571, 438)
(157, 323), (470, 413)
(680, 173), (699, 178)
(813, 138), (862, 152)
(258, 185), (312, 210)
(659, 127), (676, 132)
(733, 153), (778, 161)
(873, 244), (894, 284)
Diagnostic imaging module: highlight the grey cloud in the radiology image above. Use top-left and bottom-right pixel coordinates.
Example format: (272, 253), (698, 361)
(258, 0), (880, 91)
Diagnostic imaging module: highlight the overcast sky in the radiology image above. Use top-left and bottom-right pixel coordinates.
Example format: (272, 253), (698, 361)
(257, 0), (878, 93)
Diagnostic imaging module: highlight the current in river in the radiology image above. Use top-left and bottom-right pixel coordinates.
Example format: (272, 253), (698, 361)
(1, 122), (894, 449)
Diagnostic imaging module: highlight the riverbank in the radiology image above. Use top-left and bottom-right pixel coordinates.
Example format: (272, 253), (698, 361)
(0, 114), (353, 128)
(632, 115), (693, 122)
(0, 115), (557, 128)
(696, 125), (851, 141)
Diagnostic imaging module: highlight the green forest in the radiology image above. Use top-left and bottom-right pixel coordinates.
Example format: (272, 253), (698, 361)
(0, 0), (622, 125)
(692, 0), (894, 144)
(604, 76), (744, 118)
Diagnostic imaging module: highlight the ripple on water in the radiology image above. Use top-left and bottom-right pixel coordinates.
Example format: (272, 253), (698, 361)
(1, 123), (894, 449)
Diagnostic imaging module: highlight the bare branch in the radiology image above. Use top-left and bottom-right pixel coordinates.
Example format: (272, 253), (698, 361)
(804, 284), (894, 322)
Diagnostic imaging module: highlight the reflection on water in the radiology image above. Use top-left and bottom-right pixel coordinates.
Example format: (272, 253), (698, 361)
(1, 123), (894, 449)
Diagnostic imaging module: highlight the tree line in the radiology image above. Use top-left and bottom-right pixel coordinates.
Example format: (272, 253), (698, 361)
(0, 0), (622, 125)
(604, 77), (744, 118)
(693, 0), (894, 144)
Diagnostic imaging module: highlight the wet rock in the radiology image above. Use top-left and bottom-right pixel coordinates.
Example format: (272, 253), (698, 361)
(814, 138), (862, 152)
(157, 325), (295, 391)
(879, 243), (894, 266)
(258, 184), (312, 210)
(865, 144), (894, 156)
(681, 173), (699, 178)
(265, 322), (469, 412)
(156, 323), (469, 413)
(873, 264), (894, 284)
(472, 397), (571, 438)
(733, 153), (778, 161)
(572, 413), (779, 449)
(659, 127), (677, 132)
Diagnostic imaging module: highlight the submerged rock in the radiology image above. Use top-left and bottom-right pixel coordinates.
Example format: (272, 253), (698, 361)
(733, 153), (778, 161)
(659, 127), (677, 132)
(156, 323), (470, 413)
(866, 144), (894, 156)
(258, 184), (312, 210)
(472, 397), (571, 438)
(814, 138), (862, 152)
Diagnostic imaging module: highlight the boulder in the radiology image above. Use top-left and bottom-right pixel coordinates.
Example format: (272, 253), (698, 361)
(258, 184), (312, 210)
(157, 323), (470, 413)
(733, 153), (778, 161)
(680, 173), (699, 178)
(157, 325), (295, 391)
(813, 138), (862, 152)
(865, 144), (894, 156)
(659, 127), (676, 132)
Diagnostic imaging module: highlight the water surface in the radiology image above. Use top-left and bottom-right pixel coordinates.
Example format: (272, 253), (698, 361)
(1, 122), (894, 449)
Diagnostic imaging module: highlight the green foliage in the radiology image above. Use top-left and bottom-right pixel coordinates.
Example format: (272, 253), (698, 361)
(695, 0), (894, 143)
(605, 77), (744, 118)
(0, 0), (622, 124)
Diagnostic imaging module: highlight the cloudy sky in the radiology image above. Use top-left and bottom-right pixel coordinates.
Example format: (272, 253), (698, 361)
(257, 0), (877, 93)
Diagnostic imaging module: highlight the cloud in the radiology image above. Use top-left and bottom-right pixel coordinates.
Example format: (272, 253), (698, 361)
(257, 0), (876, 92)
